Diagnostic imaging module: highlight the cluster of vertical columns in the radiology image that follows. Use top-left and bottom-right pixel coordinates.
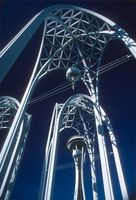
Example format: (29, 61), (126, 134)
(0, 112), (31, 200)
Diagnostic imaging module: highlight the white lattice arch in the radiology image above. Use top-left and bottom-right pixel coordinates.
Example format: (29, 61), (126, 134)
(1, 5), (136, 82)
(0, 5), (135, 200)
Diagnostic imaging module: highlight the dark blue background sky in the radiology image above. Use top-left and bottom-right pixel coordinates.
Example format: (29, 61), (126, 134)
(0, 0), (136, 199)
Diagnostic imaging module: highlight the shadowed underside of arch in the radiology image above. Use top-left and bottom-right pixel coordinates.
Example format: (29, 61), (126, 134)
(1, 4), (136, 83)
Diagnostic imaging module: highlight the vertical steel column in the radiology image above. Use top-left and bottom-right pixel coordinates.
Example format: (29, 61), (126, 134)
(39, 104), (58, 200)
(43, 103), (60, 200)
(83, 72), (114, 200)
(0, 21), (46, 199)
(88, 145), (98, 200)
(76, 43), (114, 200)
(0, 11), (44, 82)
(79, 110), (98, 200)
(0, 114), (31, 200)
(100, 108), (129, 200)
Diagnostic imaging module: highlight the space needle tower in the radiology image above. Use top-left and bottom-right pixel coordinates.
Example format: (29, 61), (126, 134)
(67, 135), (86, 200)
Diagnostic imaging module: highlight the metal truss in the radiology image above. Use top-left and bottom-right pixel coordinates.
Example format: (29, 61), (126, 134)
(1, 5), (136, 82)
(39, 94), (128, 200)
(0, 97), (31, 200)
(59, 95), (95, 136)
(38, 8), (113, 81)
(39, 96), (96, 200)
(0, 96), (19, 131)
(1, 5), (136, 200)
(1, 6), (136, 150)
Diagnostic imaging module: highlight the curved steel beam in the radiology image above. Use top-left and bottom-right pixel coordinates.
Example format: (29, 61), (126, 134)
(1, 4), (136, 82)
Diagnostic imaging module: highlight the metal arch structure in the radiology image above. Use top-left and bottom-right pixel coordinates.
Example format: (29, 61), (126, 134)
(39, 94), (128, 200)
(0, 4), (136, 200)
(1, 4), (136, 82)
(0, 96), (19, 133)
(39, 95), (96, 200)
(0, 96), (31, 200)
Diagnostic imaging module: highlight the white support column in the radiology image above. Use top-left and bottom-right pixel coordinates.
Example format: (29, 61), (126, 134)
(94, 114), (114, 200)
(0, 10), (45, 82)
(45, 104), (58, 172)
(88, 144), (98, 200)
(83, 71), (114, 200)
(0, 20), (46, 187)
(100, 108), (129, 200)
(0, 121), (23, 198)
(79, 110), (98, 200)
(0, 21), (47, 200)
(44, 103), (60, 200)
(0, 114), (31, 200)
(78, 42), (114, 199)
(39, 104), (58, 200)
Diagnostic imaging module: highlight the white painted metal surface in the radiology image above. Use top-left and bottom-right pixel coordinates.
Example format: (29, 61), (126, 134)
(1, 5), (135, 200)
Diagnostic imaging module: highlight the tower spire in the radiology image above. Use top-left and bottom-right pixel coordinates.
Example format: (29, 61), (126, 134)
(67, 135), (86, 200)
